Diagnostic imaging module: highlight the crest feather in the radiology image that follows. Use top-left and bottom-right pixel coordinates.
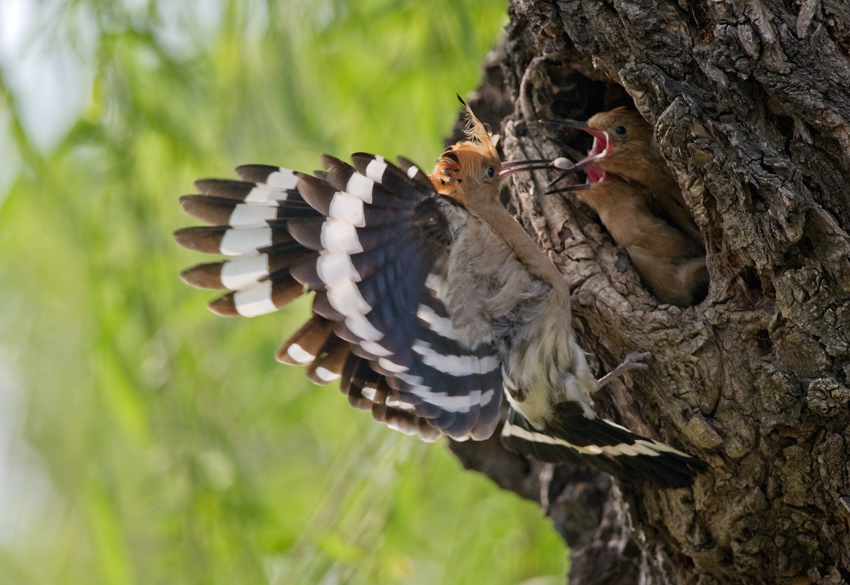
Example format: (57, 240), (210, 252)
(429, 96), (502, 196)
(457, 95), (498, 159)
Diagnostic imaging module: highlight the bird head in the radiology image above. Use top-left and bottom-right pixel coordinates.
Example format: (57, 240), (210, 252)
(584, 108), (655, 174)
(430, 98), (567, 212)
(428, 98), (571, 288)
(429, 100), (504, 210)
(542, 107), (656, 183)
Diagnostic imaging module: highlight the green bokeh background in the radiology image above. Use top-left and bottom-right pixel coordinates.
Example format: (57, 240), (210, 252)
(0, 1), (567, 583)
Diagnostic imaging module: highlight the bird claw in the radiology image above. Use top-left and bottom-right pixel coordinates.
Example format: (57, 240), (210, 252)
(596, 351), (651, 389)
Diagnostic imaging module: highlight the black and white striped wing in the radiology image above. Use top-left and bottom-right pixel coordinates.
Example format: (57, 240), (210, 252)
(175, 167), (313, 317)
(175, 154), (502, 441)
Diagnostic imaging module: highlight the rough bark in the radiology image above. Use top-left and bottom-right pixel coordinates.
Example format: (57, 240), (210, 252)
(449, 1), (850, 583)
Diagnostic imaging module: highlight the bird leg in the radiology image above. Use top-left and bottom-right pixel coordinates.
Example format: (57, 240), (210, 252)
(596, 351), (650, 389)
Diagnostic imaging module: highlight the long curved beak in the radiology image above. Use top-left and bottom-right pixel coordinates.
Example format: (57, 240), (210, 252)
(500, 157), (584, 192)
(540, 118), (606, 141)
(540, 118), (589, 130)
(499, 157), (575, 176)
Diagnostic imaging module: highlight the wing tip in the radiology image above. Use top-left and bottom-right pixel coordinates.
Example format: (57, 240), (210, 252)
(207, 294), (239, 317)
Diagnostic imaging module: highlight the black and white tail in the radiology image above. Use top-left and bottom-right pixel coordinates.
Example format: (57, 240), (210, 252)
(502, 403), (706, 488)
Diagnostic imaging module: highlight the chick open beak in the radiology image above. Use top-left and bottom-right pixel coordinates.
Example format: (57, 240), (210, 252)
(540, 119), (612, 170)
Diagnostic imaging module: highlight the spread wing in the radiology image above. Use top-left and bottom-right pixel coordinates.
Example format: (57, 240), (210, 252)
(175, 154), (502, 441)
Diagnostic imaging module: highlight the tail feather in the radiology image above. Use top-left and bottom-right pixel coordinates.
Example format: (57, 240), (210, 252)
(502, 405), (706, 488)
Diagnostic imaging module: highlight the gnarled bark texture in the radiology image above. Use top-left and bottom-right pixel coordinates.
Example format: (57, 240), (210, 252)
(449, 1), (850, 583)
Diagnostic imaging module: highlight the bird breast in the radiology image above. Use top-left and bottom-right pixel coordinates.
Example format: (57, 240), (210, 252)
(443, 215), (597, 427)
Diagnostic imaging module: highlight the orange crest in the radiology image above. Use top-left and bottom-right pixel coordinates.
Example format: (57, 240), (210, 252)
(430, 100), (499, 195)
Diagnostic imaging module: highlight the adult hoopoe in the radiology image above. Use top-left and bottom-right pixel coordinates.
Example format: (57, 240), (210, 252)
(175, 100), (706, 487)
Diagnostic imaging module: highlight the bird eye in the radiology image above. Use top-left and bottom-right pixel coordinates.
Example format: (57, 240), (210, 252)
(613, 125), (627, 136)
(486, 166), (495, 178)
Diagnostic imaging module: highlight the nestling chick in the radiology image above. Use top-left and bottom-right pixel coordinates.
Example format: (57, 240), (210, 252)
(546, 107), (703, 246)
(544, 107), (708, 306)
(570, 178), (708, 306)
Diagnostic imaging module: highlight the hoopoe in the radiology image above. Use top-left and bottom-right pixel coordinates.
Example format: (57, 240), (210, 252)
(545, 108), (708, 306)
(546, 107), (703, 246)
(175, 99), (706, 487)
(555, 178), (709, 306)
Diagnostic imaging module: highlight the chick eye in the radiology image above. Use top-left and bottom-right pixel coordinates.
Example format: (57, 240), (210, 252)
(613, 125), (627, 136)
(486, 166), (495, 178)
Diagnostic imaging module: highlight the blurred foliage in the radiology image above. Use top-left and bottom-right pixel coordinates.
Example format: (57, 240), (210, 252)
(0, 1), (568, 584)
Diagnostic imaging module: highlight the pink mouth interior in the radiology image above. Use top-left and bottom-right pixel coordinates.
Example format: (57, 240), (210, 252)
(585, 166), (607, 183)
(588, 131), (609, 158)
(582, 130), (610, 183)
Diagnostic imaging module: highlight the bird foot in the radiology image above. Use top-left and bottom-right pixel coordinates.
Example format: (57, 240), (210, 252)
(596, 351), (650, 389)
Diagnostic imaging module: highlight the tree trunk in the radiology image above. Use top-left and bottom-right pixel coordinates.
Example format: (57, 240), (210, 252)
(449, 1), (850, 583)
